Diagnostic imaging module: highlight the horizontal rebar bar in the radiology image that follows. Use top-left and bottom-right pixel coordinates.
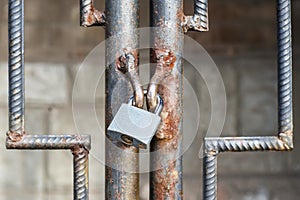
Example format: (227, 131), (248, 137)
(6, 134), (91, 150)
(205, 136), (292, 153)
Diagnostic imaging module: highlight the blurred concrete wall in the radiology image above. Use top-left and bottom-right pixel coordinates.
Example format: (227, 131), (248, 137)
(0, 0), (300, 199)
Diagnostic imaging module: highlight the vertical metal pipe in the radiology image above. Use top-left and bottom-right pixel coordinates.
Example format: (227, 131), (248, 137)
(105, 0), (140, 199)
(203, 150), (217, 200)
(150, 0), (183, 199)
(8, 0), (25, 136)
(73, 147), (89, 200)
(277, 0), (293, 135)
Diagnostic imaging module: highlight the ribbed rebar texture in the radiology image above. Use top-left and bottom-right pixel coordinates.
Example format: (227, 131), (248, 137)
(6, 134), (91, 200)
(80, 0), (92, 26)
(8, 0), (24, 135)
(205, 136), (292, 152)
(73, 147), (89, 200)
(194, 0), (208, 30)
(80, 0), (105, 27)
(277, 0), (293, 134)
(203, 153), (217, 200)
(6, 135), (91, 150)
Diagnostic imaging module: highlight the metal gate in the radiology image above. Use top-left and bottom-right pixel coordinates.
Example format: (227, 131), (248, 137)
(4, 0), (293, 199)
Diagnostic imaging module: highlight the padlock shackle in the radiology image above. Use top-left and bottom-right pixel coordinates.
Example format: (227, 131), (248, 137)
(153, 95), (163, 115)
(128, 89), (164, 116)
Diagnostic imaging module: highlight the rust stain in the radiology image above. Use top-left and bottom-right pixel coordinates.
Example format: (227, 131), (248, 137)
(148, 47), (180, 139)
(71, 144), (87, 155)
(6, 131), (25, 142)
(82, 6), (105, 27)
(85, 8), (96, 25)
(156, 78), (181, 140)
(153, 48), (176, 71)
(151, 159), (181, 199)
(116, 48), (138, 74)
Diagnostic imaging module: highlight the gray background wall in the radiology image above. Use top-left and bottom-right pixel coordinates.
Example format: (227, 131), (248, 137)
(0, 0), (300, 199)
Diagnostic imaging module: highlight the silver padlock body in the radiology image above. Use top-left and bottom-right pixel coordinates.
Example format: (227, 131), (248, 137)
(107, 104), (161, 149)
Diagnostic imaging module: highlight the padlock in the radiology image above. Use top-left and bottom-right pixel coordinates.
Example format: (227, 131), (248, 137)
(107, 93), (163, 149)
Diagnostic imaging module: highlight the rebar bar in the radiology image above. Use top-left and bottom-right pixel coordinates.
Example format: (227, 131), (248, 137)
(277, 0), (293, 134)
(72, 146), (90, 200)
(8, 0), (25, 136)
(204, 136), (293, 153)
(6, 135), (91, 149)
(203, 151), (217, 200)
(105, 0), (140, 199)
(182, 0), (209, 32)
(6, 134), (91, 200)
(80, 0), (105, 27)
(202, 0), (293, 199)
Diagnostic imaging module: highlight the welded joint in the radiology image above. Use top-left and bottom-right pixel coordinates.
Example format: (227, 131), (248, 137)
(80, 0), (105, 27)
(6, 131), (25, 143)
(182, 0), (209, 33)
(182, 15), (208, 33)
(71, 144), (90, 157)
(279, 130), (294, 149)
(117, 48), (144, 108)
(116, 48), (137, 74)
(204, 139), (219, 156)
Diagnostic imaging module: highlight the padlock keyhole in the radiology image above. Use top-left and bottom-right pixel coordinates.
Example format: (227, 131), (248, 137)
(121, 134), (133, 145)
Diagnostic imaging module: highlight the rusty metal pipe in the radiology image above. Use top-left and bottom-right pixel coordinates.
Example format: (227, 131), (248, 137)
(105, 0), (140, 199)
(149, 0), (184, 199)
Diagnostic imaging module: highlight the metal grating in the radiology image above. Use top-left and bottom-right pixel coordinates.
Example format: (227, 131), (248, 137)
(4, 0), (293, 199)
